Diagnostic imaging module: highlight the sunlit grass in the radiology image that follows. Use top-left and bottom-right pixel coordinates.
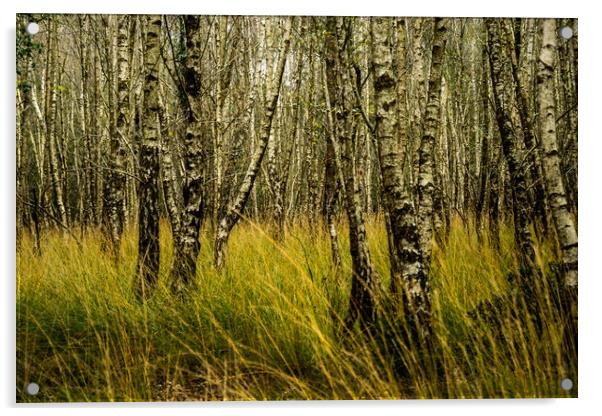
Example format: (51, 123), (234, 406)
(16, 215), (576, 401)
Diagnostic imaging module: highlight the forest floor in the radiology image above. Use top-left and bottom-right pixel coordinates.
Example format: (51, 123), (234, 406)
(16, 216), (576, 401)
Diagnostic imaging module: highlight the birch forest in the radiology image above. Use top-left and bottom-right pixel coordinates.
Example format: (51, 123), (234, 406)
(16, 15), (578, 401)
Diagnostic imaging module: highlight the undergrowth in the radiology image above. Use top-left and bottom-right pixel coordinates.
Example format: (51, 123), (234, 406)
(16, 216), (577, 401)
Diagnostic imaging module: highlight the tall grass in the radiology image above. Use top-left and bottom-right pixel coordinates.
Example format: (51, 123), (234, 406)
(16, 216), (576, 401)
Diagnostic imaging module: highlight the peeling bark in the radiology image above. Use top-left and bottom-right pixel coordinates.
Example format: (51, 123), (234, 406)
(372, 17), (433, 344)
(325, 17), (380, 333)
(172, 16), (208, 291)
(103, 15), (129, 256)
(135, 15), (162, 297)
(537, 19), (578, 289)
(417, 18), (448, 267)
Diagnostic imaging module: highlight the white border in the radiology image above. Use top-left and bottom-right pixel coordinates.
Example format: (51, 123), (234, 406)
(3, 1), (600, 415)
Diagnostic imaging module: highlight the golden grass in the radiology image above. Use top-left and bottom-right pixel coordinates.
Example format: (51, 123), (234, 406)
(16, 215), (576, 401)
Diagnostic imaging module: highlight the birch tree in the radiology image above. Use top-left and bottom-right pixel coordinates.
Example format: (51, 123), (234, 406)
(485, 18), (536, 270)
(325, 17), (380, 333)
(417, 18), (448, 267)
(171, 16), (208, 291)
(45, 19), (68, 230)
(537, 19), (578, 289)
(102, 15), (129, 256)
(135, 15), (162, 296)
(371, 17), (431, 344)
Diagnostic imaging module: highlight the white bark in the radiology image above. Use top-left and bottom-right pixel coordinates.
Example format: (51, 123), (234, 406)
(537, 19), (578, 288)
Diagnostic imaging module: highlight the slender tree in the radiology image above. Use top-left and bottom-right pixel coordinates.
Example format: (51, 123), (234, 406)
(321, 22), (342, 268)
(371, 17), (431, 344)
(325, 17), (380, 333)
(417, 17), (448, 267)
(475, 43), (491, 241)
(537, 19), (578, 289)
(135, 15), (162, 296)
(103, 15), (129, 256)
(45, 19), (68, 230)
(485, 18), (536, 270)
(158, 86), (181, 238)
(171, 16), (208, 291)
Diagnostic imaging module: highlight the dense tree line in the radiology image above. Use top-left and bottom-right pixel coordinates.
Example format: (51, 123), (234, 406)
(16, 15), (577, 352)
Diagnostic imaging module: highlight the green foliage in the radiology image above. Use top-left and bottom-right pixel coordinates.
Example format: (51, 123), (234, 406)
(16, 217), (576, 401)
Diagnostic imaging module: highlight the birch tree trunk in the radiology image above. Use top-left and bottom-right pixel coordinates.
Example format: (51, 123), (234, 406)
(409, 18), (428, 188)
(322, 129), (342, 268)
(267, 128), (285, 239)
(213, 17), (293, 269)
(537, 18), (578, 378)
(158, 87), (180, 237)
(417, 18), (448, 267)
(17, 16), (34, 245)
(320, 52), (343, 269)
(172, 16), (207, 291)
(537, 19), (578, 288)
(135, 15), (162, 297)
(325, 17), (380, 333)
(46, 19), (68, 230)
(485, 18), (536, 270)
(476, 44), (492, 242)
(304, 35), (320, 222)
(371, 17), (432, 344)
(213, 16), (230, 225)
(103, 15), (129, 256)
